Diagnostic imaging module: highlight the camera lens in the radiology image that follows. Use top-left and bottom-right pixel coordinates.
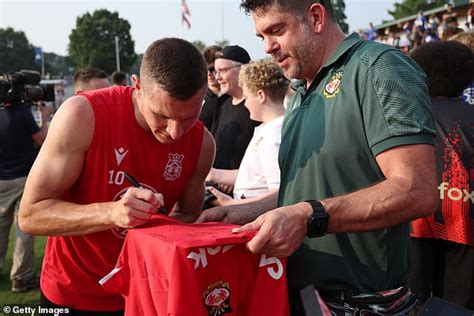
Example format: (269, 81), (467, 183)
(24, 85), (45, 101)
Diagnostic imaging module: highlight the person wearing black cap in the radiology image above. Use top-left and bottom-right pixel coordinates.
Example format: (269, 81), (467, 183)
(199, 45), (230, 135)
(206, 45), (260, 195)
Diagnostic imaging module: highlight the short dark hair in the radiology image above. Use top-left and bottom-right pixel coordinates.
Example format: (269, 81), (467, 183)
(111, 71), (127, 85)
(240, 0), (335, 21)
(140, 38), (207, 101)
(74, 68), (108, 85)
(410, 41), (474, 97)
(202, 45), (223, 64)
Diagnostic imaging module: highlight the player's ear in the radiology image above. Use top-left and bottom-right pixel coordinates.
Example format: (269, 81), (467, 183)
(132, 74), (141, 92)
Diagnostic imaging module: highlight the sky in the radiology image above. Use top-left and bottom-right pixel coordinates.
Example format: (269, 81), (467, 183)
(0, 0), (399, 60)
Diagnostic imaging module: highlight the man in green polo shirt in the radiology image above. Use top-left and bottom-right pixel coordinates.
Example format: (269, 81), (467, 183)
(198, 0), (437, 314)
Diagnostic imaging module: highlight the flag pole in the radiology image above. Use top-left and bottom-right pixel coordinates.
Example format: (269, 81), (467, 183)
(115, 36), (121, 72)
(180, 0), (191, 38)
(180, 2), (184, 39)
(221, 0), (225, 41)
(41, 49), (45, 78)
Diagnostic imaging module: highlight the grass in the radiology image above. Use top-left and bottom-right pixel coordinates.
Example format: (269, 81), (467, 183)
(0, 226), (46, 306)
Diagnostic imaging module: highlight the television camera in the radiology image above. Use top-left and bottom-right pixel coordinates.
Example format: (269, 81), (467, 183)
(0, 70), (55, 108)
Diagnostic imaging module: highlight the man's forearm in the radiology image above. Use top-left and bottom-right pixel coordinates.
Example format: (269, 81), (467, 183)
(235, 188), (278, 207)
(233, 189), (279, 219)
(170, 210), (200, 223)
(318, 144), (438, 233)
(322, 175), (437, 233)
(196, 189), (279, 224)
(19, 199), (116, 236)
(207, 168), (239, 186)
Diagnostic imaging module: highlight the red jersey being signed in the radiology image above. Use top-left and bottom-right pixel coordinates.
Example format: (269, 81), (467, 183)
(101, 217), (290, 316)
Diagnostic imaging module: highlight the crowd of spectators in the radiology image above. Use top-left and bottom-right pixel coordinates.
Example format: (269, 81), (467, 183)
(359, 2), (474, 53)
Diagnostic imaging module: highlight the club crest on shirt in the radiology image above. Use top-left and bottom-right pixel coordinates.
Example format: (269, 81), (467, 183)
(323, 71), (343, 99)
(163, 153), (184, 180)
(203, 281), (232, 316)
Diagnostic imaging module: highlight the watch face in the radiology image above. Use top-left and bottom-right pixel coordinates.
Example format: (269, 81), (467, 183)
(306, 200), (328, 238)
(308, 215), (325, 238)
(312, 216), (325, 232)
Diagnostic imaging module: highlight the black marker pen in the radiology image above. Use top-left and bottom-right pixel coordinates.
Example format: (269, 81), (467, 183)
(123, 171), (168, 215)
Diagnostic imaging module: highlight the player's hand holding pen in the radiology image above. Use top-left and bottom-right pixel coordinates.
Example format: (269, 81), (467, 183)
(109, 172), (166, 229)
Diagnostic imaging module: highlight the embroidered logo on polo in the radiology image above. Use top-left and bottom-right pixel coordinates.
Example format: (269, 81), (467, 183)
(203, 281), (232, 316)
(164, 153), (184, 180)
(323, 71), (343, 99)
(114, 147), (129, 166)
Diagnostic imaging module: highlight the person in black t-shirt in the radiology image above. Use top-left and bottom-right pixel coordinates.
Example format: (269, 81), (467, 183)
(199, 45), (229, 134)
(206, 45), (260, 194)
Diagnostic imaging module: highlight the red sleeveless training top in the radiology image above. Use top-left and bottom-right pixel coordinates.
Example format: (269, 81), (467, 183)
(40, 86), (204, 311)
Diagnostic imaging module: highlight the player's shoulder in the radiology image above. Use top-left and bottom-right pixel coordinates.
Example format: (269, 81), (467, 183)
(59, 95), (93, 117)
(201, 127), (216, 152)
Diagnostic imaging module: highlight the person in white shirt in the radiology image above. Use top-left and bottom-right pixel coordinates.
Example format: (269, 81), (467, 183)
(207, 59), (289, 205)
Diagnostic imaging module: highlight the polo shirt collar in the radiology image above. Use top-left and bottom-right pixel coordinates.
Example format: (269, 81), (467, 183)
(291, 33), (362, 93)
(322, 32), (362, 68)
(291, 79), (306, 91)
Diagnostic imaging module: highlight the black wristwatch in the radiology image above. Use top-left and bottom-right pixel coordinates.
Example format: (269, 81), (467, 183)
(305, 200), (329, 238)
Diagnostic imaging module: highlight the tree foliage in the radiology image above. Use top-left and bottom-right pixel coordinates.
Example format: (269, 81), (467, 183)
(44, 53), (74, 77)
(333, 0), (349, 33)
(388, 0), (445, 20)
(215, 39), (229, 48)
(192, 40), (207, 52)
(0, 27), (36, 73)
(68, 9), (136, 74)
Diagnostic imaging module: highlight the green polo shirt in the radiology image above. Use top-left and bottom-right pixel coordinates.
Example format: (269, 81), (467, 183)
(279, 33), (436, 294)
